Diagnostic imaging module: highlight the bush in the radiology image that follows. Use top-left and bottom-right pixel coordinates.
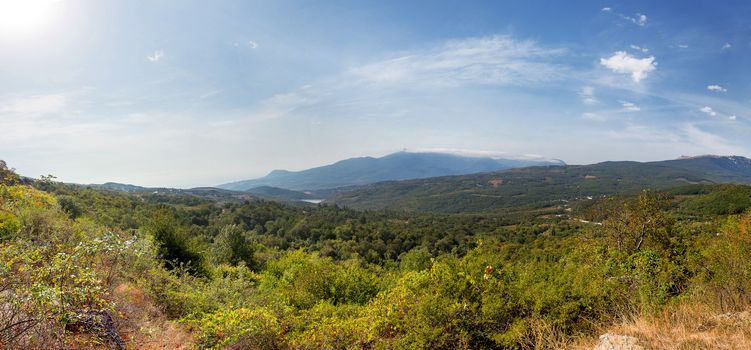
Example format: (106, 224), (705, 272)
(212, 225), (256, 269)
(187, 307), (282, 349)
(146, 209), (206, 276)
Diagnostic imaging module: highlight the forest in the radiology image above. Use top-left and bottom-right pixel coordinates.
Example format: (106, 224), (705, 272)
(2, 160), (751, 349)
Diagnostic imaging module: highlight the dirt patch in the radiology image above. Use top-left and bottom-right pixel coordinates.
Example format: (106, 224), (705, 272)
(488, 179), (505, 188)
(111, 283), (194, 350)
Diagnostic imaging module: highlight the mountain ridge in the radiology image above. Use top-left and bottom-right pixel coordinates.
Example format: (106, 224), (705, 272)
(326, 155), (751, 213)
(218, 151), (566, 191)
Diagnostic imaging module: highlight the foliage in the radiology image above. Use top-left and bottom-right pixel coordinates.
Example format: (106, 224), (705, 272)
(3, 159), (751, 349)
(0, 184), (137, 348)
(212, 225), (256, 269)
(146, 208), (207, 276)
(603, 191), (674, 255)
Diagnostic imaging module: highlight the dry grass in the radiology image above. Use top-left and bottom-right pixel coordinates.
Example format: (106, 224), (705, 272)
(567, 302), (751, 350)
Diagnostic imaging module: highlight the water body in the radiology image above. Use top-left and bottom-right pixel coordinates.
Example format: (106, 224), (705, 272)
(301, 199), (324, 204)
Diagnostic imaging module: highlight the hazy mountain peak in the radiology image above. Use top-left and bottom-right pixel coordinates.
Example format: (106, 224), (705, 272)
(218, 151), (565, 191)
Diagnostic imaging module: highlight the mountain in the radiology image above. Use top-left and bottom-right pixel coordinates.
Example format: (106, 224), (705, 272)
(327, 155), (751, 213)
(217, 151), (565, 191)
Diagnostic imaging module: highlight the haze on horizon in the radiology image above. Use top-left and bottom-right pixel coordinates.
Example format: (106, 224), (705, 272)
(1, 0), (750, 188)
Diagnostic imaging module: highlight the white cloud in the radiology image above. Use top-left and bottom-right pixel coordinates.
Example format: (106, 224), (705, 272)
(350, 34), (566, 87)
(700, 106), (717, 117)
(630, 44), (648, 53)
(147, 50), (164, 62)
(579, 86), (597, 104)
(620, 100), (641, 112)
(677, 44), (689, 49)
(602, 9), (648, 26)
(722, 43), (732, 50)
(707, 84), (727, 92)
(615, 12), (647, 26)
(248, 40), (258, 49)
(632, 13), (648, 26)
(729, 115), (737, 121)
(600, 51), (657, 82)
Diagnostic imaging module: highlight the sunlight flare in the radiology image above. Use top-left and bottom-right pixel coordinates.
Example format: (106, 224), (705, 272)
(0, 0), (62, 38)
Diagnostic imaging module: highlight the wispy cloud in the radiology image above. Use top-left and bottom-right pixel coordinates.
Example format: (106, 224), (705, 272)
(248, 40), (258, 49)
(630, 44), (648, 53)
(707, 84), (727, 92)
(620, 100), (641, 112)
(579, 86), (598, 104)
(607, 123), (743, 156)
(683, 123), (741, 155)
(627, 13), (648, 26)
(603, 9), (647, 26)
(700, 106), (717, 117)
(350, 35), (566, 88)
(722, 43), (732, 50)
(147, 50), (164, 62)
(600, 51), (657, 82)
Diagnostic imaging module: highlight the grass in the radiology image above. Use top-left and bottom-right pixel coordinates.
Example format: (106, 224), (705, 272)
(564, 302), (751, 350)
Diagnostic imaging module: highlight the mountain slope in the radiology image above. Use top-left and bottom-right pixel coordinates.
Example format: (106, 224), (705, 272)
(218, 151), (565, 191)
(327, 155), (751, 213)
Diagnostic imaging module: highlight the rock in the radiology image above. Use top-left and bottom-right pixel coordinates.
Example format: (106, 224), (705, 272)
(698, 310), (751, 331)
(593, 333), (647, 350)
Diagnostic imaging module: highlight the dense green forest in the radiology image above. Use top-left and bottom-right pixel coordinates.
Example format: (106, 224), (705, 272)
(2, 161), (751, 349)
(329, 156), (751, 213)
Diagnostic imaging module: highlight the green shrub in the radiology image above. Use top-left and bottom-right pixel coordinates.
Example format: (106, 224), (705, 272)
(187, 307), (282, 349)
(0, 211), (20, 239)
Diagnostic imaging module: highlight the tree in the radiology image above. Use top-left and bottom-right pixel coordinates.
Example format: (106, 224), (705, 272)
(603, 190), (673, 255)
(0, 160), (20, 185)
(147, 208), (205, 275)
(213, 225), (256, 269)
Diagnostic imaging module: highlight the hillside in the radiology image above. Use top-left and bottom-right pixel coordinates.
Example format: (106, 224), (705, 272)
(88, 182), (255, 203)
(217, 151), (565, 191)
(328, 156), (751, 213)
(5, 160), (751, 349)
(244, 186), (317, 201)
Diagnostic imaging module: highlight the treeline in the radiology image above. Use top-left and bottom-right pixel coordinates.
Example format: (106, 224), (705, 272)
(41, 182), (582, 269)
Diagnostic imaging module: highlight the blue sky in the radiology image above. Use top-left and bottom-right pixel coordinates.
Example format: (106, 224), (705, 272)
(1, 0), (750, 187)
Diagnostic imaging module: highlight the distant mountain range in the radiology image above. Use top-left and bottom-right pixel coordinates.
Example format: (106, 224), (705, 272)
(85, 154), (751, 213)
(327, 155), (751, 213)
(217, 151), (565, 191)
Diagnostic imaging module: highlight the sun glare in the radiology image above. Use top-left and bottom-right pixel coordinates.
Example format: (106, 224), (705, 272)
(0, 0), (61, 38)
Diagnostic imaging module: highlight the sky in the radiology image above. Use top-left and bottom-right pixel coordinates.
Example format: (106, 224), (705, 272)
(1, 0), (750, 187)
